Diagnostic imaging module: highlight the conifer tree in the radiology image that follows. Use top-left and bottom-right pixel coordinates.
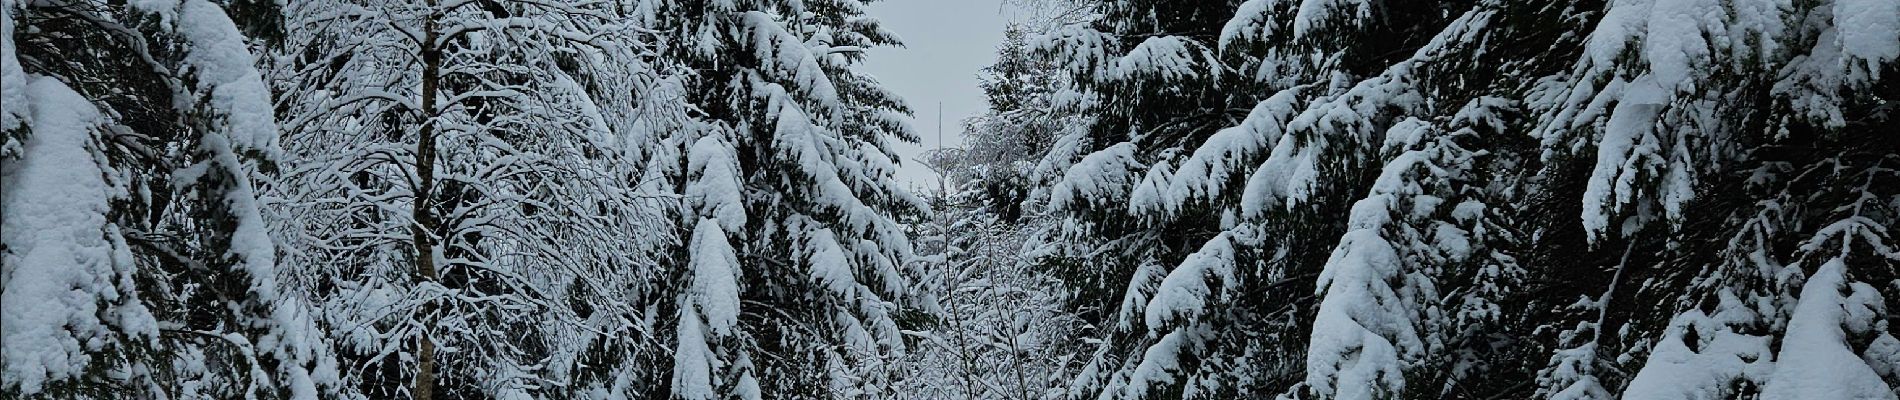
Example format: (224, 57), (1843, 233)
(638, 1), (927, 398)
(2, 0), (341, 397)
(1011, 0), (1900, 398)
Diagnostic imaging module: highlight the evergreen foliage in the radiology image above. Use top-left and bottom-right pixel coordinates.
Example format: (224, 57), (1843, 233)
(4, 0), (1897, 399)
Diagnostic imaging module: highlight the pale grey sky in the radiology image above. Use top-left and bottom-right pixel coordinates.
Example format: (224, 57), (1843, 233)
(861, 0), (1012, 190)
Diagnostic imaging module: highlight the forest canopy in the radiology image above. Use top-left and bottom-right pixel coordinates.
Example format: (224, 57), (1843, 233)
(2, 0), (1897, 399)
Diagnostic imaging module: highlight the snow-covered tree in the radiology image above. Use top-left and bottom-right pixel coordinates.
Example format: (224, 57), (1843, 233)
(8, 0), (1899, 398)
(1014, 2), (1287, 397)
(271, 0), (661, 397)
(898, 150), (1089, 400)
(3, 0), (342, 397)
(1023, 1), (1510, 398)
(1531, 0), (1900, 397)
(634, 1), (929, 398)
(956, 26), (1068, 222)
(1005, 0), (1900, 398)
(2, 63), (160, 400)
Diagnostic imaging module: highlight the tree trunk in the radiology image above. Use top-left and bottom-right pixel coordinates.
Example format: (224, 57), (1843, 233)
(412, 1), (442, 398)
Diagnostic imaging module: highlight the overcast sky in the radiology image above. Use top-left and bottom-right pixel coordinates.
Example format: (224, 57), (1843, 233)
(861, 0), (1012, 190)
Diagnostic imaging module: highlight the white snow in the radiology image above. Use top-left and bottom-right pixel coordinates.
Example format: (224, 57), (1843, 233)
(2, 76), (154, 394)
(801, 222), (859, 302)
(1050, 142), (1144, 213)
(1639, 0), (1718, 91)
(1143, 234), (1237, 329)
(1219, 0), (1278, 51)
(1544, 342), (1613, 400)
(1109, 36), (1211, 83)
(0, 0), (25, 135)
(178, 0), (282, 157)
(1304, 210), (1417, 399)
(1127, 161), (1175, 218)
(690, 218), (744, 335)
(1123, 328), (1190, 399)
(1760, 259), (1898, 399)
(1381, 117), (1434, 155)
(1158, 87), (1305, 219)
(1241, 9), (1493, 214)
(1579, 0), (1734, 91)
(4, 0), (1895, 398)
(1621, 293), (1772, 400)
(1033, 25), (1118, 82)
(1581, 75), (1670, 239)
(1292, 0), (1373, 38)
(1834, 0), (1900, 80)
(1867, 332), (1900, 385)
(1117, 261), (1168, 331)
(672, 309), (718, 400)
(127, 0), (181, 21)
(742, 11), (842, 115)
(1032, 121), (1096, 188)
(688, 136), (748, 231)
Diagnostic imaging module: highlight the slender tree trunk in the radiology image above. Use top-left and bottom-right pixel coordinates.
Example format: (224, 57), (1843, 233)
(989, 230), (1032, 400)
(945, 219), (984, 400)
(412, 1), (442, 398)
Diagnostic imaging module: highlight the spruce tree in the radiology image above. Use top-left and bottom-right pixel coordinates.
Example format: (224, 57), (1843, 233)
(2, 0), (340, 397)
(1009, 0), (1900, 398)
(640, 0), (927, 398)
